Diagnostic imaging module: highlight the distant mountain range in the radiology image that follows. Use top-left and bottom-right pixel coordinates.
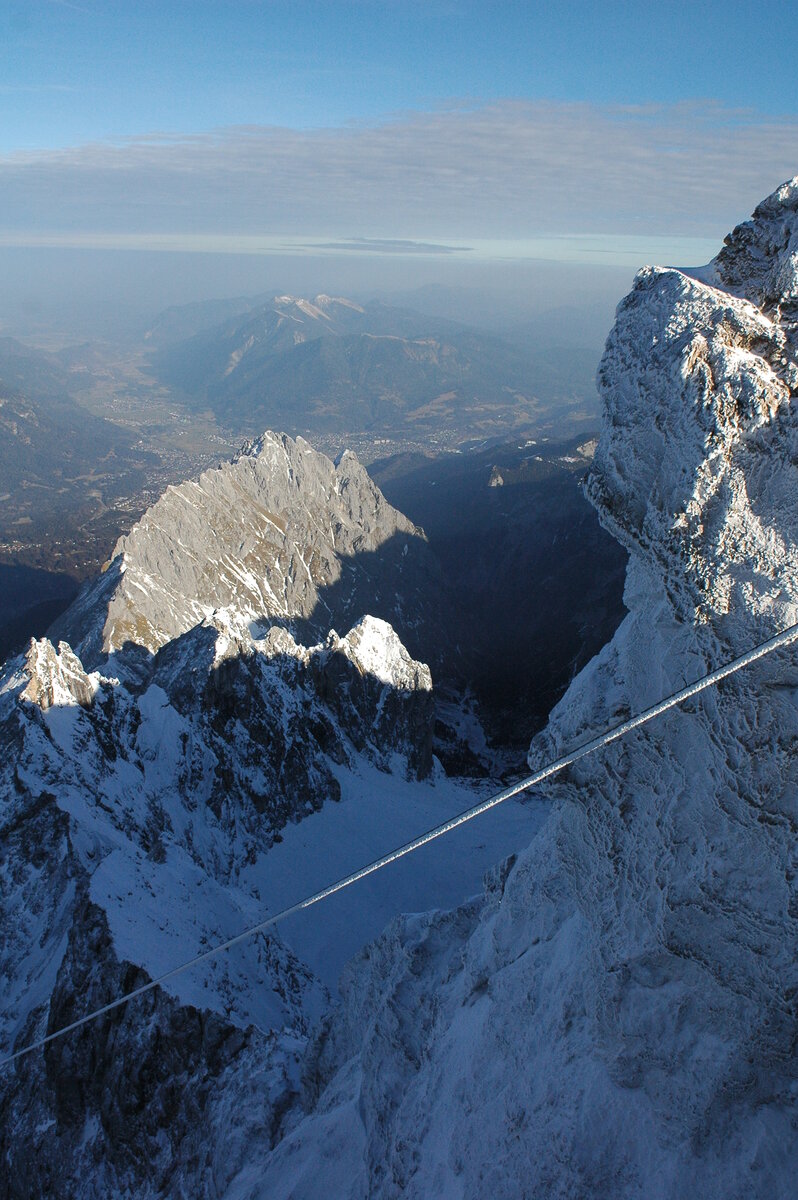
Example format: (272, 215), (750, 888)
(149, 293), (600, 438)
(142, 293), (270, 347)
(0, 336), (162, 584)
(0, 293), (603, 663)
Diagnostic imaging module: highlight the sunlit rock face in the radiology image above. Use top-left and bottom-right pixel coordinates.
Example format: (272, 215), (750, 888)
(52, 430), (441, 668)
(0, 435), (440, 1197)
(257, 180), (798, 1199)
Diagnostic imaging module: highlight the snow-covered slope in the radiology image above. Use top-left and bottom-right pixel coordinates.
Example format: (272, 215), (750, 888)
(0, 435), (543, 1197)
(255, 180), (798, 1198)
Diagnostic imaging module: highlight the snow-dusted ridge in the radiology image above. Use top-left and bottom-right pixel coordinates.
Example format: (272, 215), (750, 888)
(1, 431), (532, 1195)
(251, 179), (798, 1198)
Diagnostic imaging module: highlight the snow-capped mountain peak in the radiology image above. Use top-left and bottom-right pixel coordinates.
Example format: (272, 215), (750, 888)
(52, 431), (434, 668)
(709, 175), (798, 318)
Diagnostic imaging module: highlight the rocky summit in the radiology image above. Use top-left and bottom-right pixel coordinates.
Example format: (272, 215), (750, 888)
(52, 430), (442, 668)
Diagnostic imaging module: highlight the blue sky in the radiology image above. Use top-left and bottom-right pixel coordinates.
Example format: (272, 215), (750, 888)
(3, 0), (798, 150)
(1, 0), (797, 292)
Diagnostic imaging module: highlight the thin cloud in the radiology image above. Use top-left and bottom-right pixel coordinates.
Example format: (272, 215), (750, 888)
(46, 0), (94, 14)
(0, 83), (82, 94)
(298, 238), (471, 254)
(0, 230), (721, 267)
(1, 100), (796, 247)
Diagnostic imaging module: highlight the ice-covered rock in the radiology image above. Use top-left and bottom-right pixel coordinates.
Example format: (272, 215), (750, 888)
(256, 180), (798, 1198)
(710, 176), (798, 319)
(20, 638), (99, 710)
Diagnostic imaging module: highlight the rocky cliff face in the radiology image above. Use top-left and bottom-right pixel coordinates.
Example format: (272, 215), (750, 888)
(53, 431), (441, 669)
(255, 181), (798, 1198)
(0, 435), (443, 1197)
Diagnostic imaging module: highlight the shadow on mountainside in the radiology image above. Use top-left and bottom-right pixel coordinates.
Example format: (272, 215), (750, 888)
(369, 434), (629, 748)
(44, 442), (627, 760)
(0, 563), (79, 663)
(49, 528), (458, 685)
(38, 602), (435, 854)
